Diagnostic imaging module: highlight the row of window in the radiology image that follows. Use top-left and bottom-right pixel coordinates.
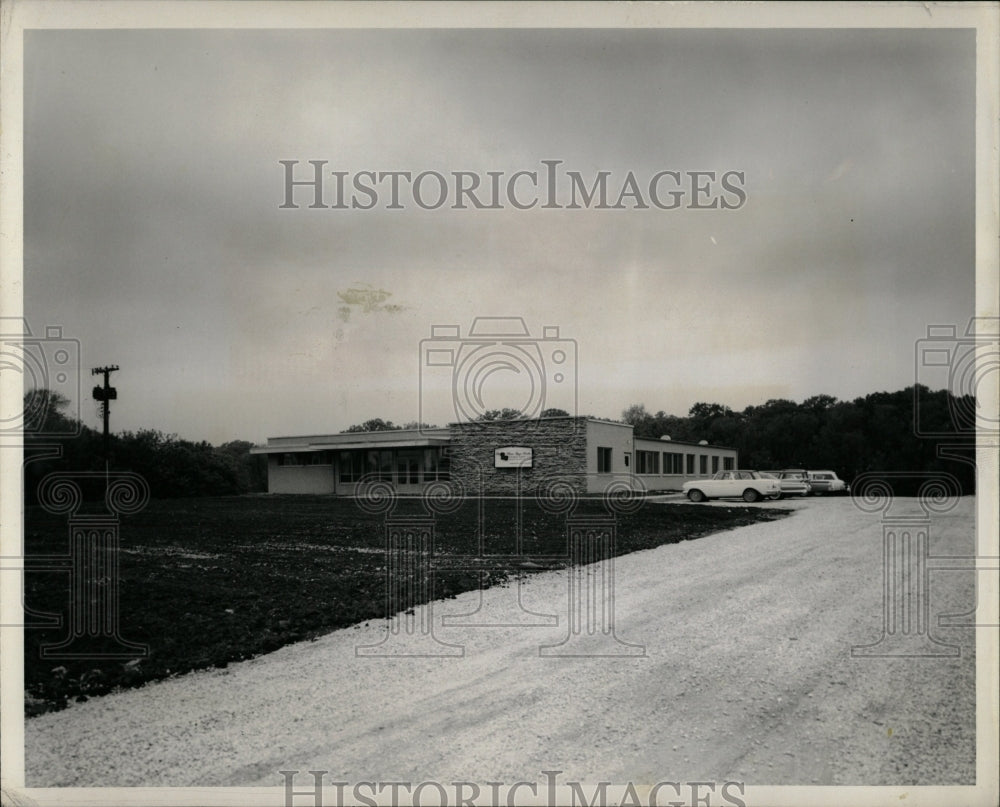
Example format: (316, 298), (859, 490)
(339, 448), (450, 484)
(599, 447), (734, 475)
(276, 449), (450, 484)
(277, 451), (330, 466)
(280, 446), (733, 479)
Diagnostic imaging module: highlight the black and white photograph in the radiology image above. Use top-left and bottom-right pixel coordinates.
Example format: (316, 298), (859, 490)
(1, 2), (998, 806)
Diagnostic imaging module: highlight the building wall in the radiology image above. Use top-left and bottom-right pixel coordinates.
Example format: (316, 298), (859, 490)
(267, 456), (336, 494)
(260, 421), (736, 495)
(448, 417), (589, 494)
(583, 419), (637, 493)
(631, 438), (738, 490)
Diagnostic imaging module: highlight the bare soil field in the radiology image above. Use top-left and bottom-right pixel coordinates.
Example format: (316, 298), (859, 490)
(23, 496), (979, 790)
(23, 493), (787, 714)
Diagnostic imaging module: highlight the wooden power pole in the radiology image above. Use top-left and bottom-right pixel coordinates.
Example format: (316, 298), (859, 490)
(92, 365), (119, 464)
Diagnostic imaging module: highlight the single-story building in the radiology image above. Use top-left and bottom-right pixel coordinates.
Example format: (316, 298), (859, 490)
(251, 416), (737, 496)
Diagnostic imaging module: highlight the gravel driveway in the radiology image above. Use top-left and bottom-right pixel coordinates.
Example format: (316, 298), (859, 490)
(24, 496), (979, 789)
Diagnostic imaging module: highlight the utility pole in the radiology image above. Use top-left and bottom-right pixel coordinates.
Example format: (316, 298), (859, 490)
(92, 365), (119, 466)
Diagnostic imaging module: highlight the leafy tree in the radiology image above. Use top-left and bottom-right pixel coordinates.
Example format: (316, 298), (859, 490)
(21, 391), (264, 500)
(22, 389), (78, 435)
(688, 402), (733, 421)
(620, 387), (974, 493)
(621, 403), (649, 425)
(802, 394), (838, 413)
(216, 440), (268, 492)
(341, 418), (401, 433)
(476, 408), (528, 421)
(649, 411), (696, 443)
(621, 403), (656, 438)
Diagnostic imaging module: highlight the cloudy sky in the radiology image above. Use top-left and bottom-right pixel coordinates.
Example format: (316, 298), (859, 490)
(23, 25), (976, 444)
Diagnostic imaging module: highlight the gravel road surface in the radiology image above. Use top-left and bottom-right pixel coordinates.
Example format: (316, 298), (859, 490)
(24, 496), (978, 788)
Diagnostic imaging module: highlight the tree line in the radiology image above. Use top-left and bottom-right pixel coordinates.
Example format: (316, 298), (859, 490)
(621, 386), (976, 494)
(22, 391), (266, 502)
(20, 386), (977, 500)
(339, 408), (571, 432)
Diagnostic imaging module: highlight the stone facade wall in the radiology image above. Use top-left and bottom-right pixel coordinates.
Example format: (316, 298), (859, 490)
(448, 417), (589, 495)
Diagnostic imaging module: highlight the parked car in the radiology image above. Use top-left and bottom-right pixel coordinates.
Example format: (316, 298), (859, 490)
(806, 470), (848, 495)
(760, 472), (810, 498)
(682, 470), (782, 503)
(777, 469), (813, 495)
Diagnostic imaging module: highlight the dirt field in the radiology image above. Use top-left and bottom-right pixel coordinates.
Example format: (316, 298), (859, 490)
(23, 493), (786, 713)
(23, 495), (980, 790)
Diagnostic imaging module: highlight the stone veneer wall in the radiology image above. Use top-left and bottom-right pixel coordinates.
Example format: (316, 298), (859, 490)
(448, 417), (589, 495)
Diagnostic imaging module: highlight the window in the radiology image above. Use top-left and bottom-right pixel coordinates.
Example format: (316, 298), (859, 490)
(278, 452), (323, 466)
(597, 446), (612, 473)
(339, 451), (366, 483)
(686, 454), (695, 474)
(663, 452), (684, 474)
(699, 455), (708, 474)
(712, 456), (719, 473)
(636, 450), (660, 474)
(396, 452), (420, 484)
(379, 450), (393, 481)
(423, 448), (449, 482)
(723, 456), (735, 470)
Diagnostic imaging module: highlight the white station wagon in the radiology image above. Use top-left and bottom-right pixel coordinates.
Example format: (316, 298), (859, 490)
(682, 470), (782, 503)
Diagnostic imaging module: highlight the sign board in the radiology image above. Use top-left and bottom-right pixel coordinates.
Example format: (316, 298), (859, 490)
(494, 446), (533, 468)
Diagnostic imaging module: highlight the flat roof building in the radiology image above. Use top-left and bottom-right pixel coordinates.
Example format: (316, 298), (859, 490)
(251, 417), (737, 496)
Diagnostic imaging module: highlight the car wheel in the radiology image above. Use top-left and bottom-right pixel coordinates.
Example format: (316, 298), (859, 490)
(687, 489), (706, 503)
(743, 488), (761, 503)
(768, 492), (782, 500)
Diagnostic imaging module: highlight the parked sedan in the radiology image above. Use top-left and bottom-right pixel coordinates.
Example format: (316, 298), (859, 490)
(682, 470), (782, 503)
(760, 472), (810, 498)
(806, 470), (848, 495)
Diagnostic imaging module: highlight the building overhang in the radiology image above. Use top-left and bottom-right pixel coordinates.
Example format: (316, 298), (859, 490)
(310, 438), (451, 451)
(251, 437), (451, 455)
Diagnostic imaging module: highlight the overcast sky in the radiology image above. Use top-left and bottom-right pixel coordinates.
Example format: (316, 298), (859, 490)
(23, 27), (976, 444)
